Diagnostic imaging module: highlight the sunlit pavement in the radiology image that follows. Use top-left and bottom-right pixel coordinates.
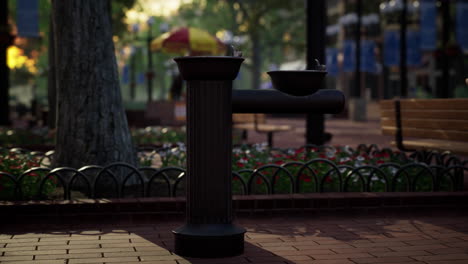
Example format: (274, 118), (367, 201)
(2, 214), (468, 264)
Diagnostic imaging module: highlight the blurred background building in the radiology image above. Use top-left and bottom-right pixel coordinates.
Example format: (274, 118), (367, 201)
(2, 0), (468, 126)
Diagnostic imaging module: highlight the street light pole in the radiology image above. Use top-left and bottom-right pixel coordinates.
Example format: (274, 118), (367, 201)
(305, 0), (326, 145)
(440, 0), (450, 98)
(130, 24), (139, 101)
(400, 0), (408, 97)
(146, 17), (155, 103)
(355, 0), (362, 98)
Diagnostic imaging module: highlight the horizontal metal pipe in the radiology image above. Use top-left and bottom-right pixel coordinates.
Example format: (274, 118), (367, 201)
(232, 89), (345, 114)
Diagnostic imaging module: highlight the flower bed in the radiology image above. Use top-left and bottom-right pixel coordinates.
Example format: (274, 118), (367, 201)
(0, 144), (466, 201)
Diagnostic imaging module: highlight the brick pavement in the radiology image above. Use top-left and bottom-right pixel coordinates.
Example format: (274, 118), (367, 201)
(243, 117), (394, 149)
(2, 214), (468, 264)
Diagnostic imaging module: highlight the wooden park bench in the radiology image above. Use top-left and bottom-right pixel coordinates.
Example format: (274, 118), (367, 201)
(380, 98), (468, 156)
(232, 113), (292, 147)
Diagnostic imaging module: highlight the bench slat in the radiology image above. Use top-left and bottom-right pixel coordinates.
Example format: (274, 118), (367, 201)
(382, 126), (468, 141)
(380, 99), (468, 110)
(379, 100), (394, 110)
(380, 109), (468, 120)
(381, 118), (468, 131)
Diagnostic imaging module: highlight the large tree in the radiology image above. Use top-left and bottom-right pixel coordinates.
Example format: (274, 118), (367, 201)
(52, 0), (136, 168)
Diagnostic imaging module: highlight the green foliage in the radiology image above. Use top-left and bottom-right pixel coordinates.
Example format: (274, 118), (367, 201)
(0, 127), (53, 146)
(175, 0), (307, 88)
(132, 127), (185, 146)
(0, 127), (185, 147)
(112, 0), (138, 37)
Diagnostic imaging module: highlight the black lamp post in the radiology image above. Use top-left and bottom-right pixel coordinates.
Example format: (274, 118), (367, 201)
(129, 24), (139, 101)
(400, 0), (408, 97)
(355, 0), (362, 99)
(146, 17), (155, 103)
(305, 0), (326, 145)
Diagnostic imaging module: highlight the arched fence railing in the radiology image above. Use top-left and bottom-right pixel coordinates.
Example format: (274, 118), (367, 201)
(0, 145), (466, 201)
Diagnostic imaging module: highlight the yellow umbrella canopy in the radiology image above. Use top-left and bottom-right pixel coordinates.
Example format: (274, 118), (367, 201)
(151, 27), (226, 55)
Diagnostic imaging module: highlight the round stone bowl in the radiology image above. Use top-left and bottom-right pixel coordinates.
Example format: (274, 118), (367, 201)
(267, 70), (327, 96)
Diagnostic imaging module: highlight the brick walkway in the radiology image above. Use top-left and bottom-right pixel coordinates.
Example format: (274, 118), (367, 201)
(243, 117), (393, 150)
(2, 214), (468, 264)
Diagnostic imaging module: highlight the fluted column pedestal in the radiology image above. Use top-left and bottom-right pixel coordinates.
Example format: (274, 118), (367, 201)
(172, 56), (245, 258)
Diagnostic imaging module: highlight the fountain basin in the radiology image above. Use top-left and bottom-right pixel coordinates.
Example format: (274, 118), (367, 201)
(267, 70), (327, 96)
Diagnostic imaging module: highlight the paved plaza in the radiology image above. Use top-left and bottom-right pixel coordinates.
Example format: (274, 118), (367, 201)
(2, 213), (468, 264)
(241, 102), (394, 149)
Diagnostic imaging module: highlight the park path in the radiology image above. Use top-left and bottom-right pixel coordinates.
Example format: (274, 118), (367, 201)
(1, 214), (468, 264)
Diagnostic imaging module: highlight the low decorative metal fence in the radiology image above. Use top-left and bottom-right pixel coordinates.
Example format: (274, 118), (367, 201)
(0, 145), (466, 201)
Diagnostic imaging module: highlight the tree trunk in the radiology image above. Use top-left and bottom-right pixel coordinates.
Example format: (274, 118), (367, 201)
(52, 0), (137, 168)
(0, 0), (11, 126)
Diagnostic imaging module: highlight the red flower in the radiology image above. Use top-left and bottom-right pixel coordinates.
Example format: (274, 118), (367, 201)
(295, 148), (305, 154)
(376, 160), (385, 164)
(9, 165), (22, 170)
(275, 160), (283, 165)
(27, 161), (39, 167)
(256, 177), (263, 185)
(236, 162), (245, 168)
(324, 176), (333, 183)
(233, 177), (239, 181)
(299, 174), (311, 182)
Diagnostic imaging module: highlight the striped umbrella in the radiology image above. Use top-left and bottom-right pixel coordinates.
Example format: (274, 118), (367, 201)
(150, 27), (226, 55)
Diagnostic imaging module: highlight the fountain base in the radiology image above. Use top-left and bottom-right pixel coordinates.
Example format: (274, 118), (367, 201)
(173, 224), (245, 258)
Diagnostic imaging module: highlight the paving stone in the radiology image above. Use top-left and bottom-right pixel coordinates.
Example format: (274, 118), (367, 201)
(2, 214), (468, 264)
(67, 256), (139, 263)
(351, 256), (416, 263)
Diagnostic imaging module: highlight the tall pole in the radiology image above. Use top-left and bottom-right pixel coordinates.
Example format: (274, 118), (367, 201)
(349, 0), (366, 121)
(146, 22), (154, 103)
(305, 0), (326, 145)
(0, 0), (12, 126)
(440, 0), (450, 98)
(354, 0), (362, 98)
(400, 0), (408, 97)
(130, 25), (138, 101)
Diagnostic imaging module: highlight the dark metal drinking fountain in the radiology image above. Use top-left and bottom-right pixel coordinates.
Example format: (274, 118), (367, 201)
(173, 56), (344, 258)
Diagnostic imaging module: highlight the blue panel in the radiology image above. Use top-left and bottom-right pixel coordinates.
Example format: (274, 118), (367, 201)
(384, 30), (400, 66)
(17, 0), (40, 38)
(122, 65), (129, 84)
(406, 30), (421, 66)
(361, 40), (376, 73)
(343, 40), (355, 72)
(138, 72), (145, 84)
(457, 1), (468, 53)
(326, 48), (339, 76)
(420, 0), (437, 51)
